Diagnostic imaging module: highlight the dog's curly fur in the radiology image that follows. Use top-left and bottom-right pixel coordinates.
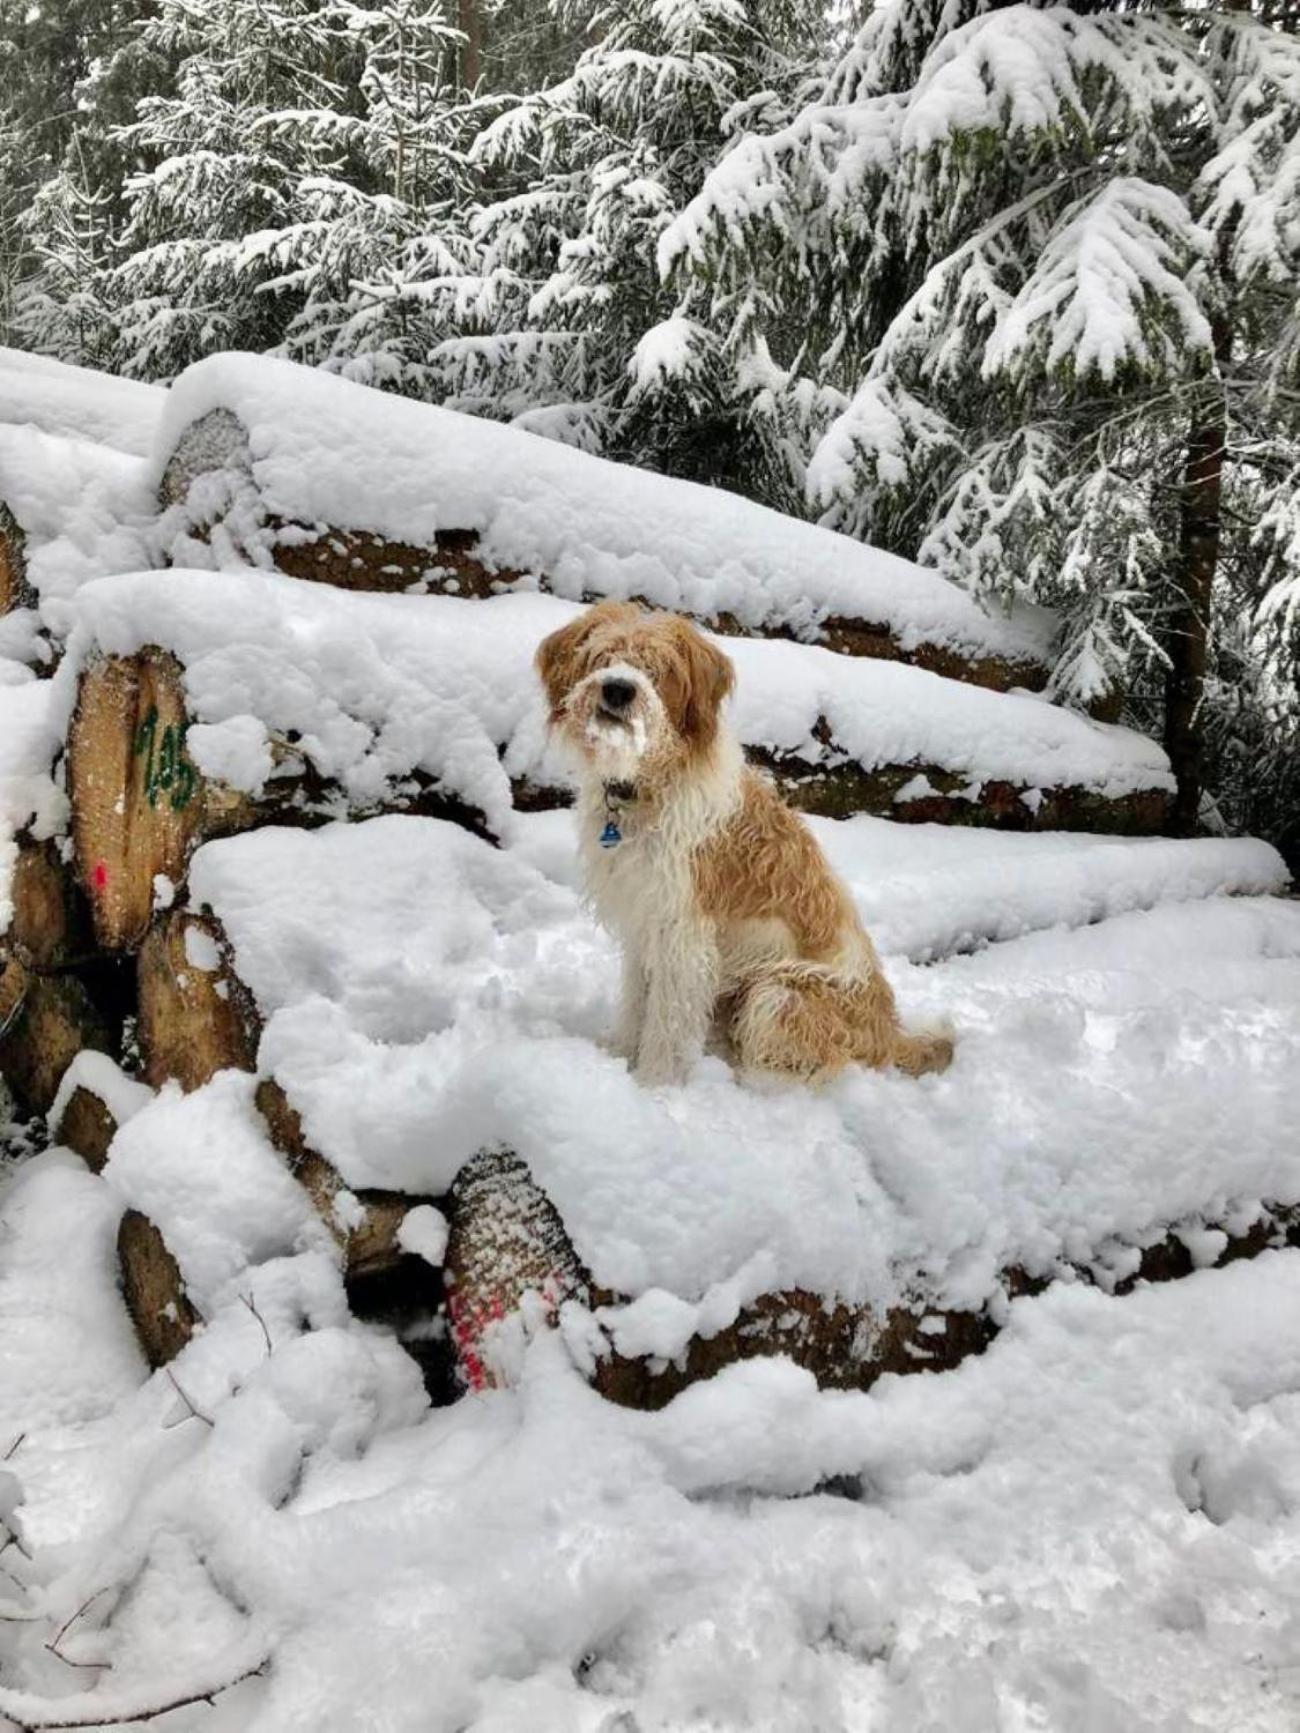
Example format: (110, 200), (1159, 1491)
(538, 600), (954, 1086)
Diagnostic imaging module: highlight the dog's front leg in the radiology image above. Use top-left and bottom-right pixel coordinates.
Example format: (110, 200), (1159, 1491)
(611, 940), (649, 1061)
(634, 921), (719, 1086)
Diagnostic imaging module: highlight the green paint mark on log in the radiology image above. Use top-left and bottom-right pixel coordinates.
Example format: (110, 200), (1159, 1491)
(133, 704), (197, 812)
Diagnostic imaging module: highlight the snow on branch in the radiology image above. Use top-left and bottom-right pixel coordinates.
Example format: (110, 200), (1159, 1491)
(982, 178), (1214, 384)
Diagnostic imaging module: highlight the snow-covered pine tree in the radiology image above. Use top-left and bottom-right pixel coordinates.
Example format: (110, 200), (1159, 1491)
(89, 0), (470, 383)
(422, 0), (824, 484)
(662, 0), (1300, 843)
(265, 0), (479, 392)
(0, 0), (145, 344)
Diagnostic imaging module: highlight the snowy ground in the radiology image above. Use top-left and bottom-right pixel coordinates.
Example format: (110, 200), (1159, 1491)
(2, 802), (1299, 1732)
(1, 350), (1299, 1729)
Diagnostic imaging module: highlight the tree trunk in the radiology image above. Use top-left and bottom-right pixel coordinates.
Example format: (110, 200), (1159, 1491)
(458, 0), (482, 89)
(1164, 322), (1229, 836)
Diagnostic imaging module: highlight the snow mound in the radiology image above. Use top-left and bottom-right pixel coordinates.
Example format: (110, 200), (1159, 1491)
(68, 570), (1173, 845)
(188, 813), (1300, 1320)
(157, 351), (1054, 665)
(0, 346), (164, 457)
(0, 424), (158, 630)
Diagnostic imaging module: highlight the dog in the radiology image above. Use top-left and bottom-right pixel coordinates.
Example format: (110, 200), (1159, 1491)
(536, 600), (954, 1087)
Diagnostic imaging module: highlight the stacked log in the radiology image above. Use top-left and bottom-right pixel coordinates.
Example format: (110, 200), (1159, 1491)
(68, 651), (245, 952)
(158, 400), (1051, 696)
(443, 1147), (1300, 1407)
(111, 904), (443, 1369)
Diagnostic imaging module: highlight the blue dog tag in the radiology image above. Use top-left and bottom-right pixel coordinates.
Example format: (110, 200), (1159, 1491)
(600, 820), (622, 848)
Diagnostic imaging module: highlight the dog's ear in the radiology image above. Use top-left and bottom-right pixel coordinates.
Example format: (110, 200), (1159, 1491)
(670, 619), (735, 752)
(535, 612), (595, 717)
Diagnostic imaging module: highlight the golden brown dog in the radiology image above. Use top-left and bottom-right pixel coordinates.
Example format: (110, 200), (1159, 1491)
(537, 600), (953, 1086)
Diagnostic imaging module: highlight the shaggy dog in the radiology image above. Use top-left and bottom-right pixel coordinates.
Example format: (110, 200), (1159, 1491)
(536, 600), (954, 1087)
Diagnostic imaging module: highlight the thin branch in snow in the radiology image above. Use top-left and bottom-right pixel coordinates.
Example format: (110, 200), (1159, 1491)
(239, 1293), (273, 1357)
(162, 1368), (214, 1428)
(1, 1662), (268, 1731)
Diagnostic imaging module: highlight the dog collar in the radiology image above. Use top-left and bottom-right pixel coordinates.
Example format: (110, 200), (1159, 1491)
(599, 780), (637, 848)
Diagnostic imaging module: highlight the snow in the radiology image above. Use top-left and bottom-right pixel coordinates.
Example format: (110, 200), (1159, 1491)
(0, 347), (164, 457)
(0, 675), (68, 910)
(182, 812), (1300, 1328)
(0, 348), (1296, 1731)
(7, 1160), (1300, 1731)
(0, 422), (159, 630)
(397, 1204), (450, 1268)
(67, 570), (1173, 850)
(156, 352), (1055, 665)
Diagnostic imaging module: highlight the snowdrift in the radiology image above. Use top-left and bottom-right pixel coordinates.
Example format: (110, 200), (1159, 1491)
(0, 345), (163, 456)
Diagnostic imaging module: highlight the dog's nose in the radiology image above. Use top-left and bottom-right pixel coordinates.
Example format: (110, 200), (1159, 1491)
(601, 677), (636, 710)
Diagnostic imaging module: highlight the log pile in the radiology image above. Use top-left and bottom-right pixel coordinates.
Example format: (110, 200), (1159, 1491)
(0, 351), (1242, 1414)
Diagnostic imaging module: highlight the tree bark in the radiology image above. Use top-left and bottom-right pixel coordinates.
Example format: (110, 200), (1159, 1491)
(1164, 321), (1229, 836)
(458, 0), (482, 90)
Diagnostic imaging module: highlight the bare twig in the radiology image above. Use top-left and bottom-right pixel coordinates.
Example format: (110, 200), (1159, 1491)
(162, 1369), (214, 1429)
(2, 1660), (267, 1730)
(239, 1294), (273, 1358)
(47, 1590), (112, 1656)
(3, 1434), (25, 1461)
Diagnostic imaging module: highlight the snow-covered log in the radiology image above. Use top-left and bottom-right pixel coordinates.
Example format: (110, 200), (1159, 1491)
(48, 1051), (152, 1172)
(256, 1079), (425, 1284)
(155, 354), (1054, 693)
(127, 905), (421, 1283)
(66, 572), (1176, 893)
(0, 347), (164, 458)
(443, 1145), (1300, 1408)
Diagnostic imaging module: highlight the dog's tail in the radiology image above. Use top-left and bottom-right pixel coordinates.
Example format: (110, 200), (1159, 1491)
(891, 1023), (954, 1077)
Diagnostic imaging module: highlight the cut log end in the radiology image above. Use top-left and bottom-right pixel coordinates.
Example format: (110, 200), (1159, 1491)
(0, 954), (109, 1117)
(68, 649), (207, 951)
(55, 1082), (119, 1172)
(444, 1148), (589, 1391)
(117, 1209), (201, 1368)
(137, 909), (261, 1092)
(0, 502), (34, 615)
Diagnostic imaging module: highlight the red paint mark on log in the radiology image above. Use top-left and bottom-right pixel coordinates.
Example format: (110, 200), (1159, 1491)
(91, 860), (108, 890)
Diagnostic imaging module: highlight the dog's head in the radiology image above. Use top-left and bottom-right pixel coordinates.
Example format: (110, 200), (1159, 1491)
(536, 600), (735, 786)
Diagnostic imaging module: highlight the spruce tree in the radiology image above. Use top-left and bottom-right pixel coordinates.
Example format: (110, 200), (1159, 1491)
(661, 0), (1300, 840)
(420, 0), (823, 483)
